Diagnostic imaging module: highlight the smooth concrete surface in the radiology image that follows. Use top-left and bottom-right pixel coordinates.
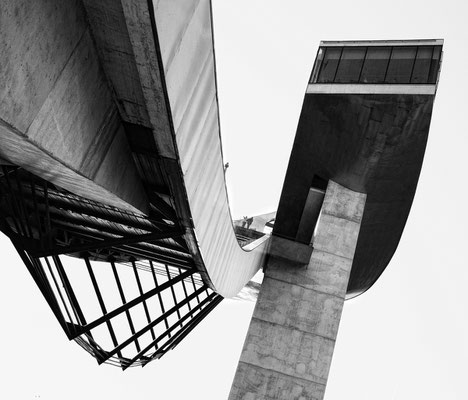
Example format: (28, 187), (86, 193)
(154, 0), (269, 297)
(296, 188), (325, 244)
(0, 0), (148, 214)
(273, 92), (435, 297)
(306, 83), (436, 95)
(267, 236), (313, 266)
(229, 182), (366, 400)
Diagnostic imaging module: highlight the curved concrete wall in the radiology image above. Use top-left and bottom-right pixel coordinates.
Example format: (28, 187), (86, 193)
(154, 0), (268, 298)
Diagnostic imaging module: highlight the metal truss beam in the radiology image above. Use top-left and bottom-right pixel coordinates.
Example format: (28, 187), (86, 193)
(75, 268), (194, 338)
(33, 229), (184, 258)
(0, 166), (224, 369)
(99, 285), (208, 364)
(124, 292), (218, 368)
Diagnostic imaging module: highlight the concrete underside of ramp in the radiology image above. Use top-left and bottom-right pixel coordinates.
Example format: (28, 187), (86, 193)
(0, 0), (269, 298)
(0, 0), (149, 214)
(274, 93), (434, 297)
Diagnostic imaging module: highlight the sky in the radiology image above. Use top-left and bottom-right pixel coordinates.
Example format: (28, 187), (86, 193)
(1, 0), (468, 399)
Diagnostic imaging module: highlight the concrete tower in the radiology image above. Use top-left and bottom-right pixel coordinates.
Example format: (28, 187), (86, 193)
(229, 40), (442, 399)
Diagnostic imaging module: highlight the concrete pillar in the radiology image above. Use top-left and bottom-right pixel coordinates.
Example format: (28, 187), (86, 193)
(229, 181), (366, 400)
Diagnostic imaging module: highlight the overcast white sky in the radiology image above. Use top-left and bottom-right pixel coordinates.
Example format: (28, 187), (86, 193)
(1, 0), (468, 399)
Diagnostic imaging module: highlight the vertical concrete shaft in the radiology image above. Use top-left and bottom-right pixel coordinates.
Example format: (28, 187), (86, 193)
(229, 181), (366, 400)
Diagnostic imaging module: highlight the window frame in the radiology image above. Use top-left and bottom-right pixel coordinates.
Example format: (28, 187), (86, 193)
(310, 45), (442, 85)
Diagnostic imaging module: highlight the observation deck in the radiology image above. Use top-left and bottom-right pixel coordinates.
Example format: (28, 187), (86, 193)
(275, 39), (442, 297)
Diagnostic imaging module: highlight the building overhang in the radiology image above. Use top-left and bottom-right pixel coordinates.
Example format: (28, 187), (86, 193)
(274, 39), (443, 298)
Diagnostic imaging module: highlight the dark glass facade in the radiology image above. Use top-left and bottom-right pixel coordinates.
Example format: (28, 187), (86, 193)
(312, 45), (442, 85)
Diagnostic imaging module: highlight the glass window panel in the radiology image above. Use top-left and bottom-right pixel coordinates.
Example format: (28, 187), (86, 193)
(385, 46), (417, 83)
(428, 46), (442, 83)
(334, 47), (366, 83)
(317, 47), (342, 83)
(359, 47), (391, 83)
(310, 48), (325, 83)
(410, 46), (432, 83)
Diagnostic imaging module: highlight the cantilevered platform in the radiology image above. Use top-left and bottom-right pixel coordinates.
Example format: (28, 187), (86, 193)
(275, 40), (442, 297)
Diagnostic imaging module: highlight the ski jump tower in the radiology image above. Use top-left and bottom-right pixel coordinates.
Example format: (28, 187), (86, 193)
(0, 1), (441, 398)
(230, 39), (442, 399)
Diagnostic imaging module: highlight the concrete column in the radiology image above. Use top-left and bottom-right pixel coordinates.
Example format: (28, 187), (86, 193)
(229, 181), (366, 400)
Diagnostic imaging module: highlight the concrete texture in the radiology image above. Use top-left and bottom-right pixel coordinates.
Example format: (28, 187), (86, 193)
(154, 0), (270, 298)
(268, 236), (313, 266)
(229, 181), (366, 400)
(273, 92), (435, 297)
(0, 0), (148, 214)
(296, 188), (325, 244)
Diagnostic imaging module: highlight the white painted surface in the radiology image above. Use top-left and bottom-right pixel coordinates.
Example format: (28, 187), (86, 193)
(307, 83), (436, 95)
(154, 0), (268, 298)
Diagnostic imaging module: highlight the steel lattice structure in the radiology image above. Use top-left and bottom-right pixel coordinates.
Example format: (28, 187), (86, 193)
(0, 165), (223, 369)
